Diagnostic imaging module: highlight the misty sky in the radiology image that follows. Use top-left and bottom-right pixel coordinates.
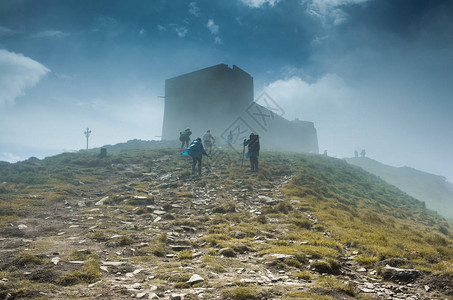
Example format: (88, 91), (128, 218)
(0, 0), (452, 181)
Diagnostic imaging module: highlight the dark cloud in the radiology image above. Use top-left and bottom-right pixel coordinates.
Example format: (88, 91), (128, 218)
(0, 0), (451, 180)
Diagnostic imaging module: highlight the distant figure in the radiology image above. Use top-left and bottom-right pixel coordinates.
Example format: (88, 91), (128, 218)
(179, 128), (192, 152)
(187, 138), (207, 177)
(243, 133), (260, 172)
(226, 130), (233, 147)
(354, 150), (359, 158)
(360, 149), (366, 158)
(203, 130), (215, 154)
(323, 150), (328, 156)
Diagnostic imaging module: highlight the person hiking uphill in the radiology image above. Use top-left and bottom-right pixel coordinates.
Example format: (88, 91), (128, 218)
(243, 133), (260, 172)
(179, 128), (192, 152)
(187, 138), (207, 177)
(203, 130), (215, 155)
(225, 130), (233, 147)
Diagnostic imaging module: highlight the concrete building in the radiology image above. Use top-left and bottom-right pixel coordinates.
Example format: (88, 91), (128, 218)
(161, 64), (318, 153)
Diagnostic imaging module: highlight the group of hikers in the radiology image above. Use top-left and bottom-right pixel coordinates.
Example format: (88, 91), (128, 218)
(179, 128), (260, 177)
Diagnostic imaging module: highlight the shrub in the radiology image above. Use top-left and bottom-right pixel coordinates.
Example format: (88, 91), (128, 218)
(425, 234), (448, 247)
(177, 249), (193, 260)
(355, 255), (378, 267)
(118, 235), (135, 246)
(219, 248), (236, 258)
(311, 259), (340, 274)
(295, 271), (311, 280)
(277, 202), (293, 214)
(88, 231), (108, 242)
(179, 169), (192, 179)
(254, 215), (267, 224)
(222, 286), (265, 300)
(293, 219), (311, 229)
(56, 258), (100, 286)
(12, 252), (43, 267)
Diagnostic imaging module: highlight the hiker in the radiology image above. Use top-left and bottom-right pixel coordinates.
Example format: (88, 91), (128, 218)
(360, 149), (366, 158)
(187, 138), (207, 177)
(225, 130), (233, 147)
(243, 133), (260, 172)
(179, 128), (192, 152)
(203, 130), (215, 154)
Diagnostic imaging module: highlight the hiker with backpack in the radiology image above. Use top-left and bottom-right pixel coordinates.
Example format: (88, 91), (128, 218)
(179, 128), (192, 152)
(243, 133), (260, 172)
(184, 138), (208, 177)
(203, 130), (215, 155)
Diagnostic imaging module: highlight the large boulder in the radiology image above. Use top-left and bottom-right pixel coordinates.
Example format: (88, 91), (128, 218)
(381, 265), (420, 282)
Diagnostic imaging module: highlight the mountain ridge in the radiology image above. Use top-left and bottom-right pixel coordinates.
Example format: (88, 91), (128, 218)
(0, 148), (452, 299)
(345, 157), (453, 219)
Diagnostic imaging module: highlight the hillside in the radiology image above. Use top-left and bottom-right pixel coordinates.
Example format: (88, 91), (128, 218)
(345, 157), (453, 219)
(0, 149), (452, 299)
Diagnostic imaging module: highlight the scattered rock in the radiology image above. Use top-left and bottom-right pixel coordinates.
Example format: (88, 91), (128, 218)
(357, 267), (367, 272)
(133, 269), (144, 275)
(257, 195), (278, 204)
(18, 224), (27, 230)
(381, 265), (420, 282)
(233, 231), (247, 238)
(51, 257), (60, 265)
(382, 257), (409, 267)
(102, 261), (126, 266)
(123, 224), (138, 230)
(187, 274), (204, 284)
(170, 294), (184, 300)
(130, 195), (154, 205)
(269, 254), (295, 260)
(95, 196), (109, 206)
(170, 245), (191, 251)
(219, 247), (236, 257)
(359, 287), (375, 293)
(88, 280), (102, 287)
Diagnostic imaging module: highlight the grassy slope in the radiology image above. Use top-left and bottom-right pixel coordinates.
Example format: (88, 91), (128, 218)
(283, 154), (453, 275)
(0, 149), (452, 298)
(345, 157), (453, 219)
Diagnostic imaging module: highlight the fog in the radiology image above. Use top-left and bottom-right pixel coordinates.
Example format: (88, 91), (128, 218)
(0, 0), (452, 181)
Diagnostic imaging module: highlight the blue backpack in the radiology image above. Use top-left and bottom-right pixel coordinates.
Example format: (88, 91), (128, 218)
(187, 140), (203, 158)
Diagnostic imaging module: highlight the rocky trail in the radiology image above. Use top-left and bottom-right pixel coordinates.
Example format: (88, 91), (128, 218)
(0, 154), (450, 299)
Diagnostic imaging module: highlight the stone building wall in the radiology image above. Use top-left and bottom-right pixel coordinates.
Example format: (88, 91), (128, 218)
(161, 64), (318, 153)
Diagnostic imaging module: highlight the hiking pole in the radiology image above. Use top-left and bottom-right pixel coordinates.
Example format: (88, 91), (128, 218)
(241, 143), (245, 168)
